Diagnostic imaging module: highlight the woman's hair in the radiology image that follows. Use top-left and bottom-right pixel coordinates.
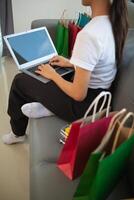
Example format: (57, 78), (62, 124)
(109, 0), (129, 66)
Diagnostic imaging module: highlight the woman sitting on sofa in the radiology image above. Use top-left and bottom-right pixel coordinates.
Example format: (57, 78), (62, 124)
(2, 0), (128, 144)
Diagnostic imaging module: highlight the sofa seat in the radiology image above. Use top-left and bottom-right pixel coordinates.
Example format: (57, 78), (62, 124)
(30, 116), (79, 200)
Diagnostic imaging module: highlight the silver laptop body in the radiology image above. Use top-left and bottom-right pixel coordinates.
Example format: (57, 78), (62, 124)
(4, 27), (73, 83)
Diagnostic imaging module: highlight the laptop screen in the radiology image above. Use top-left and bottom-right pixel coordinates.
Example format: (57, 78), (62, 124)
(8, 30), (55, 64)
(6, 28), (57, 66)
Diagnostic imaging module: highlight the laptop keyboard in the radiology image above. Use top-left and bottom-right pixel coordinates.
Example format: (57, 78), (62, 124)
(27, 63), (70, 76)
(27, 62), (58, 75)
(27, 65), (40, 75)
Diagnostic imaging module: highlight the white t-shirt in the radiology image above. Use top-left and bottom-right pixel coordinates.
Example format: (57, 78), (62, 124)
(70, 15), (117, 89)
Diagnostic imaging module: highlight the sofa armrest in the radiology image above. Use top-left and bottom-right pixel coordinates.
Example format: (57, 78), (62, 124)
(31, 19), (59, 42)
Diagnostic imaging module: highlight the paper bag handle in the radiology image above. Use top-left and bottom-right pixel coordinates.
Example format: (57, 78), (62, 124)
(60, 9), (67, 25)
(95, 108), (127, 153)
(112, 112), (134, 153)
(81, 91), (112, 127)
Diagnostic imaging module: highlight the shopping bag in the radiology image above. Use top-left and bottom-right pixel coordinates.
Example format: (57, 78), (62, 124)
(55, 10), (69, 57)
(127, 145), (134, 195)
(68, 21), (81, 57)
(62, 25), (69, 58)
(77, 12), (91, 28)
(73, 112), (134, 200)
(55, 21), (65, 55)
(59, 90), (112, 144)
(57, 91), (116, 180)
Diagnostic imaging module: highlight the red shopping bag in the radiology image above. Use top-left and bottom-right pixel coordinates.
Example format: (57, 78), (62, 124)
(68, 21), (82, 57)
(57, 92), (117, 180)
(57, 115), (114, 180)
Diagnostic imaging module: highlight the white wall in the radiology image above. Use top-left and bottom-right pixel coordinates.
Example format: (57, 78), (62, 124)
(12, 0), (88, 33)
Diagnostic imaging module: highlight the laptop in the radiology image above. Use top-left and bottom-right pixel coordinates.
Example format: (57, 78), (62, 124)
(4, 27), (73, 83)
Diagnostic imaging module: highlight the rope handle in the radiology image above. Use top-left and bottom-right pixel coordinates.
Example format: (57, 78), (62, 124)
(94, 108), (127, 153)
(81, 91), (112, 127)
(112, 112), (134, 153)
(59, 9), (68, 26)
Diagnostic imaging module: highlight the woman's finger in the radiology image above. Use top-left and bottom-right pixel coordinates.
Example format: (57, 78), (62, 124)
(35, 70), (42, 75)
(50, 56), (60, 63)
(38, 64), (46, 69)
(38, 66), (42, 70)
(50, 61), (59, 66)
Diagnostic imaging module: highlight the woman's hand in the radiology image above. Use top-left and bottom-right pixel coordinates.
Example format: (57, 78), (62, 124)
(49, 55), (74, 68)
(35, 64), (57, 80)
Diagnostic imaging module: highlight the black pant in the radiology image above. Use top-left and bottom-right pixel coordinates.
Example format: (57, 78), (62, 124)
(8, 73), (108, 136)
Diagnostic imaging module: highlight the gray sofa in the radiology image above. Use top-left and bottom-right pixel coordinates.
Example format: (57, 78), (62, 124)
(30, 2), (134, 200)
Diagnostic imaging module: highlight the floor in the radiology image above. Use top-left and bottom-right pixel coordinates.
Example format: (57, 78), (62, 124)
(0, 56), (29, 200)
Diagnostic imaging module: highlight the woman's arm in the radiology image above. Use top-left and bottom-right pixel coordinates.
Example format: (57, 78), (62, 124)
(36, 64), (91, 101)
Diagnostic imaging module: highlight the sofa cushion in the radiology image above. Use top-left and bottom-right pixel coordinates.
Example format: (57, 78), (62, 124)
(31, 19), (58, 42)
(30, 116), (67, 165)
(112, 29), (134, 112)
(128, 1), (134, 28)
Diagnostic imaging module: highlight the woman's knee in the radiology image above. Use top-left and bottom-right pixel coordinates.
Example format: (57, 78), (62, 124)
(13, 73), (27, 82)
(11, 73), (29, 90)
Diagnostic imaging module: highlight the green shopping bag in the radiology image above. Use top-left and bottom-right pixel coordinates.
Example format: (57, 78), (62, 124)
(55, 21), (65, 55)
(73, 112), (134, 200)
(55, 21), (69, 57)
(55, 10), (69, 57)
(62, 25), (69, 58)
